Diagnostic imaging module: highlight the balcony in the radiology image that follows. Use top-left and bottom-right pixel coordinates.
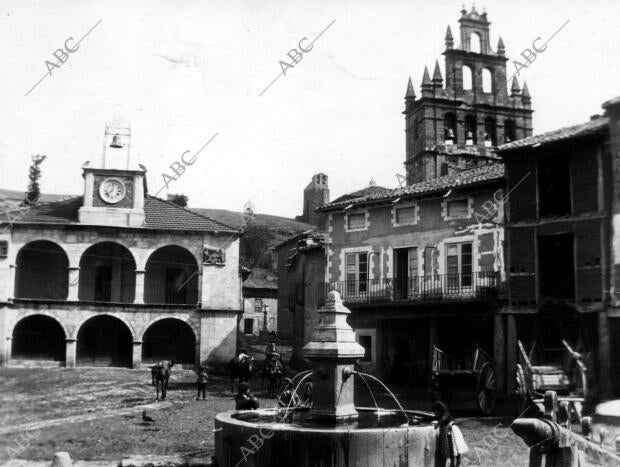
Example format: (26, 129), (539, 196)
(319, 272), (500, 306)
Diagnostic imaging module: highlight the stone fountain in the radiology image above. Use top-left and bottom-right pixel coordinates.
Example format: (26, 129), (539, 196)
(214, 291), (437, 466)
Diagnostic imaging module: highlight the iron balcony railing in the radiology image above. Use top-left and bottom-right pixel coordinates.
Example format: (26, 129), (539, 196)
(319, 272), (500, 305)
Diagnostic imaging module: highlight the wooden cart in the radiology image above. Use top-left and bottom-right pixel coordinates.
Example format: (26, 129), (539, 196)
(516, 339), (587, 421)
(431, 345), (498, 415)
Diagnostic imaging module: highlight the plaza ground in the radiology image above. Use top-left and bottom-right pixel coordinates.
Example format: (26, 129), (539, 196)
(1, 367), (533, 466)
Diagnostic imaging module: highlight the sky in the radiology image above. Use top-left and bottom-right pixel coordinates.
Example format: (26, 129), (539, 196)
(1, 0), (619, 218)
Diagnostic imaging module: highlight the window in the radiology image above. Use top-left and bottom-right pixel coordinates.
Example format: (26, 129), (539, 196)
(482, 68), (493, 93)
(465, 115), (477, 145)
(0, 240), (7, 259)
(243, 319), (254, 335)
(462, 66), (473, 90)
(538, 154), (571, 217)
(446, 242), (473, 288)
(359, 335), (372, 362)
(470, 32), (481, 53)
(447, 199), (469, 218)
(346, 252), (368, 295)
(254, 298), (264, 312)
(395, 205), (417, 225)
(346, 212), (366, 230)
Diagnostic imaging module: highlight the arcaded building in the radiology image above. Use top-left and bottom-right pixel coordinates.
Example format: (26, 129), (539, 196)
(0, 122), (243, 369)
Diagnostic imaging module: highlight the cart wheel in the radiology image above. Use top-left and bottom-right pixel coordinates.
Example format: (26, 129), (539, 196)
(515, 363), (530, 415)
(572, 364), (588, 399)
(477, 362), (497, 415)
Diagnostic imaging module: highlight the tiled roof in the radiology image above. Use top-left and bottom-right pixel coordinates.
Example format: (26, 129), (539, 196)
(331, 185), (390, 204)
(497, 118), (609, 152)
(143, 196), (239, 232)
(317, 163), (504, 211)
(0, 195), (239, 233)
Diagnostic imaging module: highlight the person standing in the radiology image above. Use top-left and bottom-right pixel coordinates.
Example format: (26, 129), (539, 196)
(433, 401), (468, 467)
(195, 366), (208, 400)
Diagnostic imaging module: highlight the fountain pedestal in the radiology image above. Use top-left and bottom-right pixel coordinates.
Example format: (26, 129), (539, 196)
(214, 291), (438, 467)
(302, 291), (365, 422)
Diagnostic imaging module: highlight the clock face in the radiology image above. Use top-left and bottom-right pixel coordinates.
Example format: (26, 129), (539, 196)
(99, 178), (126, 204)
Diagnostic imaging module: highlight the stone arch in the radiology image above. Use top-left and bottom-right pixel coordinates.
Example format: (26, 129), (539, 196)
(79, 242), (136, 303)
(465, 115), (477, 145)
(15, 240), (69, 300)
(484, 117), (497, 146)
(443, 112), (457, 144)
(74, 312), (137, 341)
(141, 317), (197, 365)
(504, 119), (516, 143)
(76, 314), (133, 367)
(144, 245), (199, 305)
(11, 314), (67, 362)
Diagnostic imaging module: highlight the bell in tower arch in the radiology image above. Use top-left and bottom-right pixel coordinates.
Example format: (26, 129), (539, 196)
(110, 134), (123, 148)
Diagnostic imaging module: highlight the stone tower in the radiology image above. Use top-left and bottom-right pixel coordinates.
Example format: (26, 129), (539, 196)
(296, 173), (329, 226)
(403, 7), (533, 184)
(78, 119), (147, 227)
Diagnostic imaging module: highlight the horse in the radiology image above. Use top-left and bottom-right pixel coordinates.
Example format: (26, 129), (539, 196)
(151, 359), (175, 401)
(228, 355), (254, 393)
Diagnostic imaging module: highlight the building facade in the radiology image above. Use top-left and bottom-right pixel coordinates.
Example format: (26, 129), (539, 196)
(275, 230), (326, 366)
(316, 165), (505, 386)
(0, 122), (243, 369)
(498, 97), (620, 398)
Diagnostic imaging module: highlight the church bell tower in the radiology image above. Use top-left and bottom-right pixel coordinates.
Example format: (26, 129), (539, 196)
(403, 7), (533, 184)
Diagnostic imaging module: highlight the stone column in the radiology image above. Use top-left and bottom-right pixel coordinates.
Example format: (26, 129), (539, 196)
(494, 313), (506, 395)
(67, 267), (79, 301)
(134, 270), (145, 304)
(5, 336), (12, 366)
(132, 341), (142, 369)
(8, 264), (15, 299)
(506, 314), (517, 394)
(65, 339), (76, 368)
(598, 311), (611, 398)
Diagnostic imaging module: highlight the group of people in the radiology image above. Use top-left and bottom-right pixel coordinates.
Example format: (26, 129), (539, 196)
(188, 340), (283, 407)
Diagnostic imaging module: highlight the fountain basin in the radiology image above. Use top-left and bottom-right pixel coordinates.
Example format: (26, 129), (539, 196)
(215, 408), (437, 467)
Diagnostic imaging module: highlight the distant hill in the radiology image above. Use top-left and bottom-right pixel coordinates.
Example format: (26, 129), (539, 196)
(0, 188), (74, 210)
(192, 208), (314, 274)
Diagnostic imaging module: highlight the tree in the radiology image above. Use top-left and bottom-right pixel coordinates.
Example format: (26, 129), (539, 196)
(168, 194), (188, 207)
(25, 154), (46, 205)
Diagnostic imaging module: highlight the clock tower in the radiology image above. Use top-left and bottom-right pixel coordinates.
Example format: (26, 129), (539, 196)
(78, 120), (147, 227)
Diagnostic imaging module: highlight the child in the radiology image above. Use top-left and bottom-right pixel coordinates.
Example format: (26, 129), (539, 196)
(235, 382), (260, 410)
(433, 401), (468, 467)
(195, 366), (208, 400)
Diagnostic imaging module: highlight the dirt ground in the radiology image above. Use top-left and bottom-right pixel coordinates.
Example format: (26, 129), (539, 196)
(0, 367), (534, 466)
